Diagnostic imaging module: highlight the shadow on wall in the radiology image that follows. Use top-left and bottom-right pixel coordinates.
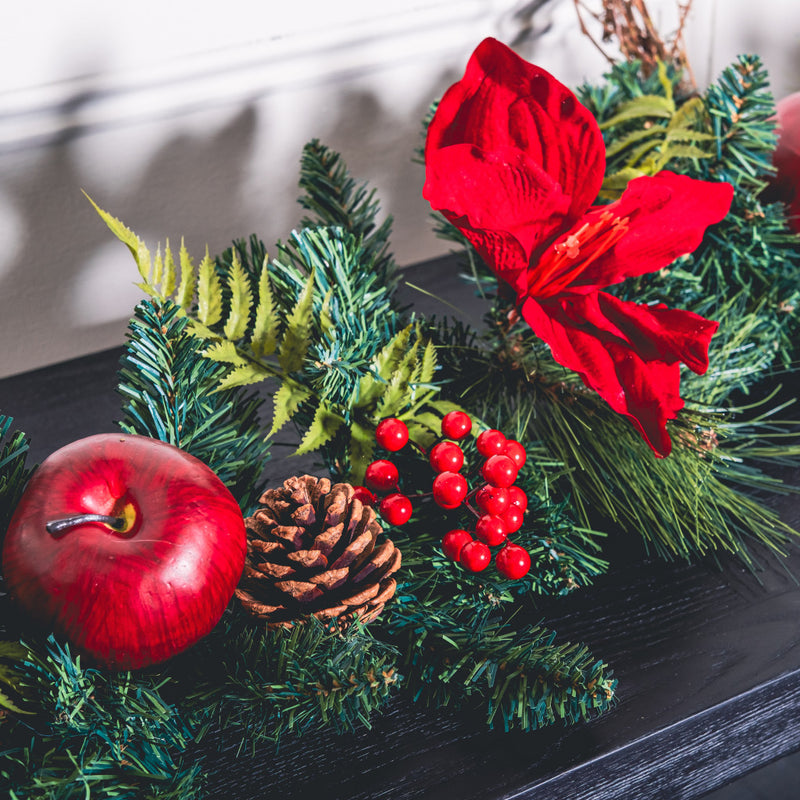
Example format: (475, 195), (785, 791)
(0, 1), (563, 379)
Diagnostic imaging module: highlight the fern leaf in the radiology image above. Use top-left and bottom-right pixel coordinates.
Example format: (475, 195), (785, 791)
(251, 259), (279, 359)
(204, 340), (247, 367)
(348, 421), (376, 483)
(598, 94), (675, 129)
(269, 380), (312, 437)
(162, 240), (177, 299)
(224, 250), (254, 341)
(278, 269), (315, 374)
(215, 363), (270, 392)
(295, 402), (345, 455)
(418, 340), (437, 385)
(197, 247), (223, 327)
(85, 192), (153, 286)
(176, 239), (196, 311)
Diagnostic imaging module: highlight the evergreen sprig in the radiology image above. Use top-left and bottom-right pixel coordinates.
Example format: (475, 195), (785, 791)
(118, 299), (270, 511)
(1, 638), (204, 800)
(0, 415), (33, 544)
(189, 616), (401, 745)
(379, 598), (615, 731)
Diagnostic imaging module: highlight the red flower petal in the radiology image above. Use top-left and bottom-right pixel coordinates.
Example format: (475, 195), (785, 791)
(561, 172), (734, 292)
(424, 38), (605, 287)
(424, 143), (571, 291)
(521, 292), (719, 457)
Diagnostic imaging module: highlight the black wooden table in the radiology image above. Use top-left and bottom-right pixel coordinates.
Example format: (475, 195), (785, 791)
(2, 258), (800, 799)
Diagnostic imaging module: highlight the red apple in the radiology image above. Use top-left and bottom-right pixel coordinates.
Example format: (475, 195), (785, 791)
(1, 433), (246, 670)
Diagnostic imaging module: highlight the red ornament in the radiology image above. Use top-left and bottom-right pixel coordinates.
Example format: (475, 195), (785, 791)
(442, 528), (473, 561)
(1, 434), (246, 670)
(771, 92), (800, 233)
(432, 471), (468, 509)
(423, 37), (734, 457)
(481, 454), (518, 488)
(365, 459), (399, 492)
(501, 505), (524, 534)
(476, 429), (506, 457)
(475, 484), (510, 516)
(375, 418), (409, 452)
(507, 485), (528, 512)
(429, 441), (465, 473)
(459, 540), (491, 572)
(352, 485), (377, 506)
(379, 492), (413, 526)
(495, 543), (531, 580)
(503, 440), (527, 469)
(475, 514), (508, 546)
(441, 410), (472, 440)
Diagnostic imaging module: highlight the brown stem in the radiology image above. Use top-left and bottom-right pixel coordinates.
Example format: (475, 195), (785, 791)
(46, 514), (128, 536)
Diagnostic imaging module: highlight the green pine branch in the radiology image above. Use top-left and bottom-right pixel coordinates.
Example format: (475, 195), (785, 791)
(118, 299), (270, 511)
(0, 415), (33, 547)
(379, 597), (615, 731)
(1, 637), (204, 800)
(188, 615), (401, 746)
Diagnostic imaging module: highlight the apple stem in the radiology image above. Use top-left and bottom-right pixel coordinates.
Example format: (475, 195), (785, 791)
(46, 514), (128, 536)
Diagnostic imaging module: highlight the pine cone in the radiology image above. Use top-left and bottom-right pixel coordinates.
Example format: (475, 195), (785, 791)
(235, 475), (401, 627)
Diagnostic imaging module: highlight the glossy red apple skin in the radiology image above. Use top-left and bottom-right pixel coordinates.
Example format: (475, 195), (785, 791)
(1, 434), (246, 671)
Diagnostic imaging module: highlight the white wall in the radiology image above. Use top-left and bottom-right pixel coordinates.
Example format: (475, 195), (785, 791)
(1, 0), (799, 378)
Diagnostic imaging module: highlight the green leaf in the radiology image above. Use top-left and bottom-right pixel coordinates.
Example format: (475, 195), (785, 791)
(269, 380), (312, 437)
(251, 259), (279, 359)
(320, 289), (335, 338)
(197, 247), (223, 327)
(0, 641), (36, 715)
(204, 340), (247, 367)
(348, 421), (375, 483)
(278, 268), (315, 374)
(599, 94), (675, 130)
(224, 250), (254, 341)
(215, 362), (270, 391)
(176, 239), (196, 311)
(418, 340), (437, 385)
(85, 192), (152, 285)
(295, 402), (345, 455)
(162, 240), (178, 299)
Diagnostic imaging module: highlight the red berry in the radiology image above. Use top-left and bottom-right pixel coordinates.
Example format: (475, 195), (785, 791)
(352, 485), (376, 506)
(379, 493), (412, 525)
(442, 528), (473, 561)
(429, 441), (464, 473)
(365, 459), (399, 492)
(475, 514), (508, 546)
(476, 429), (507, 457)
(441, 410), (472, 440)
(460, 540), (491, 572)
(495, 544), (531, 580)
(375, 418), (409, 452)
(507, 485), (528, 512)
(481, 454), (518, 488)
(501, 505), (524, 534)
(475, 484), (509, 516)
(503, 440), (527, 469)
(432, 471), (468, 509)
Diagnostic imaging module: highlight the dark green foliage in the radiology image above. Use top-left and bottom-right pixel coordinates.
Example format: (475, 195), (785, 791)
(0, 416), (33, 545)
(298, 138), (397, 292)
(189, 614), (401, 744)
(378, 597), (615, 731)
(117, 299), (270, 511)
(1, 638), (205, 800)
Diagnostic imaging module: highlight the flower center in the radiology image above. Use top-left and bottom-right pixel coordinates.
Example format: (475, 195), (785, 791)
(527, 211), (630, 298)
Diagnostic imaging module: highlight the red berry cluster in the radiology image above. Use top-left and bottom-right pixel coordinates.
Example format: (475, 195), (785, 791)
(361, 411), (531, 581)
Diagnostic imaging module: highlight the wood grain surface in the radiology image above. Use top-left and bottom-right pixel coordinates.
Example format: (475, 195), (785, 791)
(2, 258), (799, 799)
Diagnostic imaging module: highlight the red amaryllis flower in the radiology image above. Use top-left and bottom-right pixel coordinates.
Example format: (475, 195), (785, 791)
(770, 92), (800, 232)
(423, 38), (734, 457)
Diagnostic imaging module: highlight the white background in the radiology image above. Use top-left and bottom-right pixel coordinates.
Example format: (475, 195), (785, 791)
(1, 0), (798, 377)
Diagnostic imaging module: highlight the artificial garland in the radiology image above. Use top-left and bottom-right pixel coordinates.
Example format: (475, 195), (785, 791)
(1, 24), (800, 799)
